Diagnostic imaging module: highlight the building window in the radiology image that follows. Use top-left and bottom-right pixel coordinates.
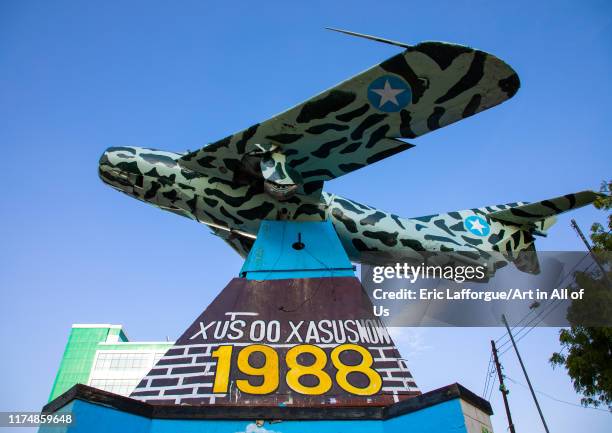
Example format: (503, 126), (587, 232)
(94, 352), (150, 371)
(90, 379), (140, 396)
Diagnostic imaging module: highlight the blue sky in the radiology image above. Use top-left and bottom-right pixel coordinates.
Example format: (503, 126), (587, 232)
(0, 0), (610, 431)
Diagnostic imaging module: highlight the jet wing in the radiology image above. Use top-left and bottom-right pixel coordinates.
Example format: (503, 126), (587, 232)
(179, 41), (519, 191)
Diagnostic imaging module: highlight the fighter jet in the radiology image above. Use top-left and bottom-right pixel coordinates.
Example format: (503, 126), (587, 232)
(99, 30), (599, 276)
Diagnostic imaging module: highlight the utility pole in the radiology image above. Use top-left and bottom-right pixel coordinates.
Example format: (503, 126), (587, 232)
(502, 314), (550, 433)
(571, 218), (595, 254)
(491, 340), (516, 433)
(570, 218), (608, 280)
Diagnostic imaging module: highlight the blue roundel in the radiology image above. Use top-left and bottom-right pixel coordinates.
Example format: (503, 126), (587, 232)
(464, 215), (490, 237)
(368, 75), (412, 112)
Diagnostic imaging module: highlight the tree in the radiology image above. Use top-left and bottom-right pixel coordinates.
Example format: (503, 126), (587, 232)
(550, 180), (612, 409)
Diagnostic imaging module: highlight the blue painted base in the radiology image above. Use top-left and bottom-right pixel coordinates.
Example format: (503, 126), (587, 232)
(240, 220), (355, 280)
(40, 392), (479, 433)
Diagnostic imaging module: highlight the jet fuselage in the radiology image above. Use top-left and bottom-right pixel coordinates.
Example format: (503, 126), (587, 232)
(99, 146), (532, 270)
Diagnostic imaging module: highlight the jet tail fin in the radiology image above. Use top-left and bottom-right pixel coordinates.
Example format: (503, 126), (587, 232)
(488, 190), (601, 226)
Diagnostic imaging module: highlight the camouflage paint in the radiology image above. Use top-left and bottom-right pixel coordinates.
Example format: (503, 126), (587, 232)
(98, 41), (599, 277)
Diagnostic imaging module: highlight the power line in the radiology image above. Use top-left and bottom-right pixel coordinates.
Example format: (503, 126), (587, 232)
(487, 371), (496, 400)
(494, 225), (612, 352)
(495, 305), (539, 346)
(505, 376), (611, 413)
(498, 260), (601, 357)
(482, 353), (493, 397)
(495, 251), (595, 355)
(499, 299), (564, 356)
(487, 373), (497, 401)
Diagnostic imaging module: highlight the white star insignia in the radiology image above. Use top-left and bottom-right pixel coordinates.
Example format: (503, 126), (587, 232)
(370, 80), (405, 107)
(469, 218), (486, 234)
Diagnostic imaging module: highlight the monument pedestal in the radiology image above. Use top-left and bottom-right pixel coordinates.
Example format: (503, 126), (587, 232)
(130, 275), (419, 407)
(40, 220), (495, 432)
(40, 382), (494, 433)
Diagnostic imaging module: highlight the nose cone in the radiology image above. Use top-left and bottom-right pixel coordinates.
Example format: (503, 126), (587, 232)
(98, 146), (139, 190)
(99, 147), (137, 168)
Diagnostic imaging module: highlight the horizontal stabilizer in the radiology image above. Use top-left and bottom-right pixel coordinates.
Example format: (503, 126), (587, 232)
(489, 190), (600, 225)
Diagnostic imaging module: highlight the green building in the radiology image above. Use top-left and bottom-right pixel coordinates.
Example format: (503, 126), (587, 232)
(49, 324), (173, 401)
